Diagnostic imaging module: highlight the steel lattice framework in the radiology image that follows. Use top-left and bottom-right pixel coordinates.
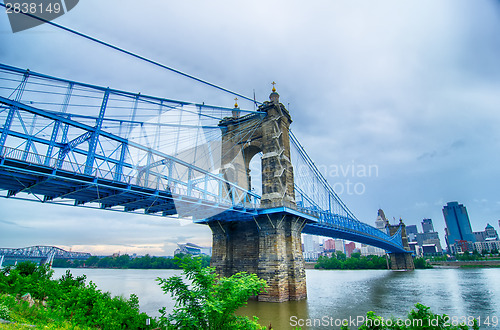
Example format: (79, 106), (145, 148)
(0, 246), (91, 259)
(0, 63), (407, 253)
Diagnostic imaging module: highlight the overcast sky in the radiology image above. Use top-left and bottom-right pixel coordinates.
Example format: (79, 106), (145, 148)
(1, 0), (500, 255)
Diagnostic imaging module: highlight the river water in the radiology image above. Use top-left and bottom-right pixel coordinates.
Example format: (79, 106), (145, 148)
(52, 268), (500, 329)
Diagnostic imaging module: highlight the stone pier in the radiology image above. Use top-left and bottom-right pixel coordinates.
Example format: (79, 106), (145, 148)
(209, 212), (307, 302)
(386, 219), (415, 270)
(209, 86), (308, 302)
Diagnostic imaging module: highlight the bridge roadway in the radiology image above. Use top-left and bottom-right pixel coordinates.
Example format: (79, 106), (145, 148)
(0, 129), (406, 254)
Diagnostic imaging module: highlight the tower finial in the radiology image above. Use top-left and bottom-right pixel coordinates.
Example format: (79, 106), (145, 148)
(232, 97), (240, 118)
(271, 81), (276, 92)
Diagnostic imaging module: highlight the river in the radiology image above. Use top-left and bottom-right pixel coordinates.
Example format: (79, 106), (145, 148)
(51, 268), (500, 329)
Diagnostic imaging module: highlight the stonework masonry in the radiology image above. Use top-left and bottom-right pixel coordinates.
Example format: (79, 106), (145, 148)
(386, 220), (415, 270)
(209, 214), (307, 302)
(209, 91), (308, 302)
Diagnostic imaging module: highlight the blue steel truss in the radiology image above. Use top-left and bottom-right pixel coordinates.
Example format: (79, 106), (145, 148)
(0, 63), (407, 253)
(0, 246), (91, 260)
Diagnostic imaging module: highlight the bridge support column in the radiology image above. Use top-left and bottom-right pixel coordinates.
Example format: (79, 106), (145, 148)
(389, 252), (414, 270)
(386, 219), (415, 270)
(209, 213), (307, 302)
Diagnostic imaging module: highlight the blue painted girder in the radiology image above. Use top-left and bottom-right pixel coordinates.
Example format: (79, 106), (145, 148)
(200, 206), (408, 253)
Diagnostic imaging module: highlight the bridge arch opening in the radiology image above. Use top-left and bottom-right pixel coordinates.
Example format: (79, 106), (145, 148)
(246, 147), (262, 197)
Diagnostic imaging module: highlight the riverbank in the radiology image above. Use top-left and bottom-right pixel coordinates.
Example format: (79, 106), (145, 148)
(430, 260), (500, 268)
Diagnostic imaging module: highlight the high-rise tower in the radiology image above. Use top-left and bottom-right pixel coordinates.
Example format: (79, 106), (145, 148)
(442, 202), (475, 253)
(422, 218), (434, 233)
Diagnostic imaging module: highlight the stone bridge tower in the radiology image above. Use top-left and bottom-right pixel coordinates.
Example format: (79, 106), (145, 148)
(208, 85), (307, 302)
(386, 219), (415, 270)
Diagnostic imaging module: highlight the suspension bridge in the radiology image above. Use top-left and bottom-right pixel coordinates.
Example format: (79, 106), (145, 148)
(0, 62), (413, 301)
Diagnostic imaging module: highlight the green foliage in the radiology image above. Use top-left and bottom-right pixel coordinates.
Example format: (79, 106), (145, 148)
(0, 302), (10, 320)
(336, 250), (347, 261)
(53, 253), (211, 269)
(315, 254), (388, 270)
(0, 262), (155, 329)
(0, 262), (55, 300)
(352, 303), (479, 330)
(413, 257), (433, 269)
(427, 255), (448, 262)
(156, 255), (267, 330)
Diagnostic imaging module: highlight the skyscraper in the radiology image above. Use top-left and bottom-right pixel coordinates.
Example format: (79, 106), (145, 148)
(442, 202), (475, 253)
(375, 209), (387, 231)
(405, 225), (418, 243)
(422, 219), (434, 233)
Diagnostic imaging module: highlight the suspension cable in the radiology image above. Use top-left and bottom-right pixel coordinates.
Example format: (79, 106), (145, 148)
(0, 3), (261, 106)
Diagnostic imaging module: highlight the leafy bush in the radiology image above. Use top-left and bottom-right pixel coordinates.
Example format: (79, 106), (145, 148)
(315, 254), (388, 270)
(0, 302), (10, 320)
(354, 303), (479, 330)
(157, 255), (268, 330)
(0, 262), (155, 329)
(413, 257), (433, 269)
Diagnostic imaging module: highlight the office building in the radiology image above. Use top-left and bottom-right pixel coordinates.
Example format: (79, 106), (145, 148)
(474, 231), (486, 242)
(324, 239), (335, 251)
(443, 202), (475, 253)
(406, 225), (418, 243)
(484, 224), (499, 240)
(375, 209), (388, 231)
(473, 224), (498, 242)
(404, 219), (443, 254)
(345, 242), (356, 257)
(416, 232), (443, 253)
(334, 239), (345, 253)
(302, 234), (322, 261)
(474, 240), (500, 254)
(422, 218), (434, 233)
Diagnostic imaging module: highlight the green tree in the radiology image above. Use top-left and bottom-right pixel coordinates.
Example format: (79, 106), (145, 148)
(156, 255), (267, 330)
(336, 251), (347, 261)
(414, 257), (432, 269)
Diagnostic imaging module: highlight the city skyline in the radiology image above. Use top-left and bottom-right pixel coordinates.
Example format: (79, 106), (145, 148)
(1, 1), (500, 255)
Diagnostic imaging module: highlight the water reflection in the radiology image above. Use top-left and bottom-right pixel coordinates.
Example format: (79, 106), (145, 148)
(241, 269), (500, 329)
(239, 299), (310, 329)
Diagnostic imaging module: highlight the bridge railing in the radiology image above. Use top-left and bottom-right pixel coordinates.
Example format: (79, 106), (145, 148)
(1, 141), (260, 212)
(0, 63), (261, 215)
(1, 145), (134, 184)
